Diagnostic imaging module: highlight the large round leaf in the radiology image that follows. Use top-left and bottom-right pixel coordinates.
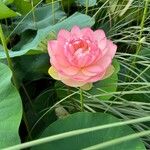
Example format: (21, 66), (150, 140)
(0, 12), (95, 59)
(32, 112), (145, 150)
(0, 63), (22, 149)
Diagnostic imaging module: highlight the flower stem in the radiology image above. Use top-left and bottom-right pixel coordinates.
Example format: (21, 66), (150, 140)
(0, 24), (19, 89)
(85, 0), (89, 15)
(79, 88), (84, 111)
(52, 0), (55, 24)
(31, 0), (36, 29)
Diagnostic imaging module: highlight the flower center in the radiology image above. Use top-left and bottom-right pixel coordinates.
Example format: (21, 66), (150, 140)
(65, 39), (96, 67)
(72, 39), (89, 53)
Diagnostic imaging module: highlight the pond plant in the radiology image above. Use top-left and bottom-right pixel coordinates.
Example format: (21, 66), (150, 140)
(0, 0), (150, 150)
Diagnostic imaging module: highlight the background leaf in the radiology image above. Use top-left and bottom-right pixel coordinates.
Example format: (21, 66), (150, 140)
(0, 12), (95, 59)
(0, 62), (22, 149)
(32, 112), (146, 150)
(0, 0), (14, 5)
(0, 2), (19, 19)
(13, 54), (50, 84)
(76, 0), (97, 7)
(61, 0), (76, 14)
(14, 0), (41, 15)
(14, 3), (66, 33)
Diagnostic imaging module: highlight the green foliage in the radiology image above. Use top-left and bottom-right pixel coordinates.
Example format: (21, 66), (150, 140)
(14, 3), (66, 33)
(23, 81), (57, 138)
(0, 1), (20, 19)
(1, 0), (14, 5)
(61, 0), (75, 14)
(0, 12), (94, 59)
(32, 112), (146, 150)
(13, 54), (50, 84)
(0, 62), (22, 149)
(77, 0), (97, 7)
(14, 0), (41, 15)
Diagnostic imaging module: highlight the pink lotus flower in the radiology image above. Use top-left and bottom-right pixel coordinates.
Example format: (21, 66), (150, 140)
(48, 26), (117, 89)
